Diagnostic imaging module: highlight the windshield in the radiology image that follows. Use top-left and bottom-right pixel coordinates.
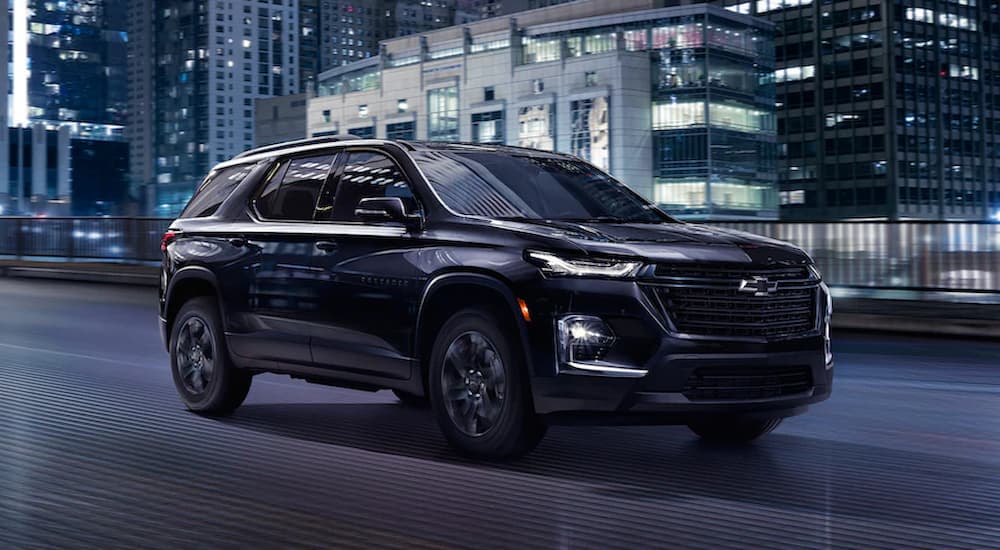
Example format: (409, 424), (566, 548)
(413, 150), (673, 223)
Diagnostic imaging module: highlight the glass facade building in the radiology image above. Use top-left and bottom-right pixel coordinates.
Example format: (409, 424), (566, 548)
(310, 3), (776, 219)
(133, 0), (300, 216)
(717, 0), (999, 221)
(5, 0), (127, 139)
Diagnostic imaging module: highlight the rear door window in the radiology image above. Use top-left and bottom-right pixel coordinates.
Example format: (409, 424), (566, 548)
(320, 150), (418, 222)
(255, 153), (337, 220)
(181, 163), (255, 218)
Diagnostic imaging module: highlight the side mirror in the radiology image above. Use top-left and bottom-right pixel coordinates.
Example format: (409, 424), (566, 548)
(354, 197), (422, 230)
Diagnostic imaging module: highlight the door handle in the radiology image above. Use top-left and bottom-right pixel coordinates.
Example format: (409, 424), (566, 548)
(316, 241), (338, 252)
(229, 237), (247, 247)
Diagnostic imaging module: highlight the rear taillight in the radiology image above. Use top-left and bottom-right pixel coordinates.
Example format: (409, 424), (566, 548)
(161, 230), (178, 252)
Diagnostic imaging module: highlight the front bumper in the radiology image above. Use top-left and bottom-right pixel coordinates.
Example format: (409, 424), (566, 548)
(521, 278), (833, 421)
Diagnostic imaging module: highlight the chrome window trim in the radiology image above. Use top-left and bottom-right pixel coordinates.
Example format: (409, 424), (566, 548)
(189, 220), (409, 239)
(212, 139), (390, 171)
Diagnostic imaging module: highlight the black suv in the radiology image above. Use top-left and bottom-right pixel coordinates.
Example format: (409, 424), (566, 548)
(159, 137), (833, 458)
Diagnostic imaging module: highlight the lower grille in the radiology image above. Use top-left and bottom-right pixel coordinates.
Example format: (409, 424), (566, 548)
(646, 263), (819, 339)
(683, 366), (814, 401)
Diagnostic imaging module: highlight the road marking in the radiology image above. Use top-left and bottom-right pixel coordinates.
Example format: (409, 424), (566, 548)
(0, 341), (145, 368)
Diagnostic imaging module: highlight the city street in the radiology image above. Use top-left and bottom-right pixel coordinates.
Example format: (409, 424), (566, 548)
(1, 278), (998, 549)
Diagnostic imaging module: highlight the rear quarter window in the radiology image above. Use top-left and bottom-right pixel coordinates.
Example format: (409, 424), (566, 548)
(180, 163), (255, 218)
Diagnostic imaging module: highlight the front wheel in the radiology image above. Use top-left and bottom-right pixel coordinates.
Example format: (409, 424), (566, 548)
(429, 308), (545, 459)
(170, 297), (252, 416)
(687, 416), (783, 444)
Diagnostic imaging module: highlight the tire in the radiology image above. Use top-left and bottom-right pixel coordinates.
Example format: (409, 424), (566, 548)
(687, 416), (783, 444)
(170, 296), (252, 416)
(429, 307), (546, 459)
(392, 389), (429, 408)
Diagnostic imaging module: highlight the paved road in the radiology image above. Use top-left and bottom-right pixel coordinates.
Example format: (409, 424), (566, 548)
(1, 279), (998, 549)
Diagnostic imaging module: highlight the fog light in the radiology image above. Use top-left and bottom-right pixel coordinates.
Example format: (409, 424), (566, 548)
(558, 315), (615, 364)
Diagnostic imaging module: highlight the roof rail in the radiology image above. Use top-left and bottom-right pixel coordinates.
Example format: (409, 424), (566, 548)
(232, 134), (363, 160)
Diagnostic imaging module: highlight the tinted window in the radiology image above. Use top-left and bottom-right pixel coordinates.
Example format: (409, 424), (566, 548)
(181, 164), (254, 218)
(324, 151), (417, 222)
(413, 151), (671, 223)
(255, 154), (336, 220)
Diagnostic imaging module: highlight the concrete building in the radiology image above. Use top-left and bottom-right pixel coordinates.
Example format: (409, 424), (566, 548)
(129, 1), (300, 216)
(309, 0), (777, 219)
(255, 94), (310, 147)
(712, 0), (998, 221)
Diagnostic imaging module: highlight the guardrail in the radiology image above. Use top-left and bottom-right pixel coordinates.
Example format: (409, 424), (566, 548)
(0, 217), (167, 263)
(1, 217), (998, 293)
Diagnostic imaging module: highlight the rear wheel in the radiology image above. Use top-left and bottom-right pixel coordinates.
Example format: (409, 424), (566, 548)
(170, 297), (251, 415)
(429, 308), (545, 459)
(687, 416), (782, 444)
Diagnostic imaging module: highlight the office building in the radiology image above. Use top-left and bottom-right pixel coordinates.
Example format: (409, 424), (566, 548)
(711, 0), (997, 221)
(5, 0), (128, 137)
(457, 0), (577, 21)
(299, 0), (322, 92)
(2, 0), (129, 215)
(129, 1), (300, 216)
(315, 1), (464, 74)
(309, 0), (777, 219)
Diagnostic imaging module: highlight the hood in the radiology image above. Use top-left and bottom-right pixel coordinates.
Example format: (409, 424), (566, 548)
(488, 219), (812, 266)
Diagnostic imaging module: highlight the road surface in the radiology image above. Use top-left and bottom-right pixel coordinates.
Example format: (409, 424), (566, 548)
(1, 278), (998, 549)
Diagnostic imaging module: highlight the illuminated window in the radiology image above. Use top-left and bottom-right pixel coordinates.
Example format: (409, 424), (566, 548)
(775, 65), (815, 83)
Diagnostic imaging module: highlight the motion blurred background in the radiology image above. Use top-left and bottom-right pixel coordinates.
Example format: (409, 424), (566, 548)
(1, 1), (998, 548)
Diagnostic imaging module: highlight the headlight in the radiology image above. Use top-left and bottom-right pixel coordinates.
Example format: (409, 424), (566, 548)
(526, 250), (642, 278)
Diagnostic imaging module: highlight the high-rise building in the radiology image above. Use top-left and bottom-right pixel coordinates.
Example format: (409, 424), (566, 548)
(299, 0), (322, 92)
(457, 0), (576, 21)
(318, 1), (382, 70)
(129, 1), (300, 216)
(315, 1), (457, 74)
(126, 0), (155, 209)
(712, 0), (996, 221)
(5, 0), (128, 137)
(2, 0), (130, 215)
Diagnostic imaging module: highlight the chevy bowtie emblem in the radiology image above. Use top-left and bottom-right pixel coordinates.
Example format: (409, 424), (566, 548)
(738, 276), (778, 296)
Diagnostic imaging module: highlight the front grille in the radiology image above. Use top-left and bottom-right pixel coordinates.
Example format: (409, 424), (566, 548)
(683, 365), (814, 401)
(646, 263), (819, 339)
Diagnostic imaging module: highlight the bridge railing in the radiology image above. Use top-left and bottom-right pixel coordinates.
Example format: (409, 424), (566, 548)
(0, 217), (168, 263)
(1, 217), (998, 293)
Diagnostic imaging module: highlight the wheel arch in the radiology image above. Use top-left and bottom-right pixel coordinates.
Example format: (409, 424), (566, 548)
(164, 266), (224, 345)
(414, 271), (534, 397)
